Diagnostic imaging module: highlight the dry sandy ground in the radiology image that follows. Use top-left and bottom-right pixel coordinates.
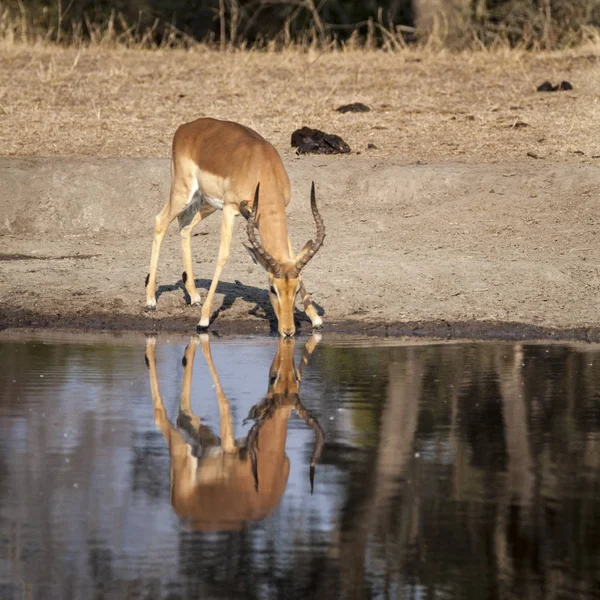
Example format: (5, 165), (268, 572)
(1, 46), (599, 339)
(1, 45), (600, 162)
(1, 156), (599, 340)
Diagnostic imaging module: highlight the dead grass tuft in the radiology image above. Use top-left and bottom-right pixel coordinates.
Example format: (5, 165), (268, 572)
(1, 43), (599, 163)
(1, 1), (600, 51)
(0, 3), (198, 49)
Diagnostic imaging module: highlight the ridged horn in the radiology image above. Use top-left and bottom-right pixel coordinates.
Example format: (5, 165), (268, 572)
(290, 182), (325, 278)
(244, 183), (284, 278)
(294, 398), (324, 494)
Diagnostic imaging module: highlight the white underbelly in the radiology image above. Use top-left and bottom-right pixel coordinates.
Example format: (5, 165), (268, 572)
(196, 167), (227, 212)
(203, 196), (224, 211)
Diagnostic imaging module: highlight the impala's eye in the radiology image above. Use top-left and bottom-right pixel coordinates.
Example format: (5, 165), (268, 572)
(270, 285), (277, 295)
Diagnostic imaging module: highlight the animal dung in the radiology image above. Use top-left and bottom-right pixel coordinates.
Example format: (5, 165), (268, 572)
(336, 103), (371, 113)
(291, 127), (351, 155)
(537, 80), (573, 92)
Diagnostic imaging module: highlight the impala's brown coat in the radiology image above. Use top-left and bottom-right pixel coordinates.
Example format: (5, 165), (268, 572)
(145, 118), (323, 336)
(145, 334), (322, 531)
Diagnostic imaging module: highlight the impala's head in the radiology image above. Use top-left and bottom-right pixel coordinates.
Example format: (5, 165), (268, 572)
(242, 182), (325, 337)
(266, 272), (301, 337)
(245, 335), (324, 493)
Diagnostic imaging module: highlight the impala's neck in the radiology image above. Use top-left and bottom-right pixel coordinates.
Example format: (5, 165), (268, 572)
(255, 188), (293, 264)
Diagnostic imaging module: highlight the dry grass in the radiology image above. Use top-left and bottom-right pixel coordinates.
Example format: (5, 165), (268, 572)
(1, 43), (600, 162)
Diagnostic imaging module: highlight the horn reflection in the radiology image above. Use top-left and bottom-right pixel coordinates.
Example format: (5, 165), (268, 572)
(145, 334), (323, 531)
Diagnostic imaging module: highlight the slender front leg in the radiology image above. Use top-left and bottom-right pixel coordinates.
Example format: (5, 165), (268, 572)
(298, 281), (323, 329)
(298, 332), (322, 380)
(178, 336), (200, 416)
(287, 238), (322, 329)
(146, 171), (195, 310)
(200, 334), (236, 453)
(198, 204), (236, 329)
(180, 205), (217, 306)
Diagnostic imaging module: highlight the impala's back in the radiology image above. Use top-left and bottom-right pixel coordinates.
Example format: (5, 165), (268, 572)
(174, 118), (291, 211)
(170, 412), (292, 531)
(146, 116), (324, 336)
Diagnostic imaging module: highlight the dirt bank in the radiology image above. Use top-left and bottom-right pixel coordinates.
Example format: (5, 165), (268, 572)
(1, 156), (599, 340)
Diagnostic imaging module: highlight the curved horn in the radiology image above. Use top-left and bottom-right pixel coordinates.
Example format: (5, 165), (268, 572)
(245, 183), (284, 278)
(294, 398), (324, 494)
(290, 182), (325, 278)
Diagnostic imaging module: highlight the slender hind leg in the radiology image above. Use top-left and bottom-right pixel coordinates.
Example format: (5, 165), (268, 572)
(175, 336), (221, 448)
(145, 165), (197, 310)
(178, 337), (201, 428)
(145, 203), (178, 310)
(200, 334), (236, 453)
(287, 238), (323, 329)
(180, 204), (216, 305)
(145, 337), (181, 450)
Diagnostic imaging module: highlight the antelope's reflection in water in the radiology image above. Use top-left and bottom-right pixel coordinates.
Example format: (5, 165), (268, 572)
(145, 334), (324, 531)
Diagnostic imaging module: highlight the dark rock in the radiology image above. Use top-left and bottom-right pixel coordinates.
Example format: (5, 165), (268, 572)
(336, 102), (371, 113)
(291, 127), (351, 155)
(537, 80), (573, 92)
(537, 80), (557, 92)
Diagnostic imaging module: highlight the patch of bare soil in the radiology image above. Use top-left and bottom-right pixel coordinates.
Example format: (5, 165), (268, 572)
(1, 157), (599, 341)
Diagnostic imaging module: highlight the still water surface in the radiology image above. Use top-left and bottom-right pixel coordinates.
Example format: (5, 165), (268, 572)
(0, 333), (599, 600)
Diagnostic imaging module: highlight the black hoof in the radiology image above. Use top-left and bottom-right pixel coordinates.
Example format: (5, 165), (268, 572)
(196, 324), (209, 333)
(190, 301), (201, 307)
(312, 323), (323, 331)
(144, 305), (156, 312)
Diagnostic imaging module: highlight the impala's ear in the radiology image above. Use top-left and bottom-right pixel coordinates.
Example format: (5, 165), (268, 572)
(243, 242), (270, 272)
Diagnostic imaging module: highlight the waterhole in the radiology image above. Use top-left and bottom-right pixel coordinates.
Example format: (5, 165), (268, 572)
(0, 332), (598, 599)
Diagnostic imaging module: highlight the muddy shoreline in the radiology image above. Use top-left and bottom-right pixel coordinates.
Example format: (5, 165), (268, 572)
(1, 157), (599, 343)
(2, 307), (599, 343)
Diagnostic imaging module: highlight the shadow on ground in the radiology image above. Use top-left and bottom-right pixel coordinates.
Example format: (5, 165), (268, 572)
(156, 277), (324, 335)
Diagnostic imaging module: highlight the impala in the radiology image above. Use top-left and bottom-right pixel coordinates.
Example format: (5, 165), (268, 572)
(145, 334), (324, 530)
(145, 118), (325, 336)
